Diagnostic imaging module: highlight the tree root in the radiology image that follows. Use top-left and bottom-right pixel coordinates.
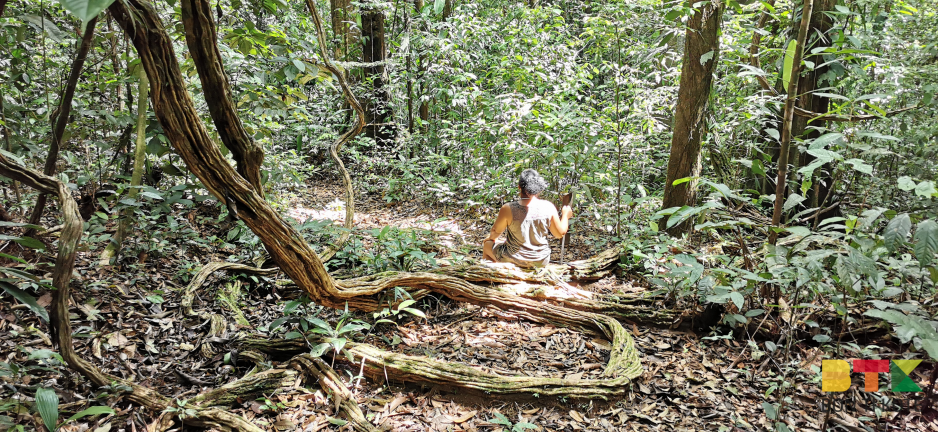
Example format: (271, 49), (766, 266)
(190, 368), (298, 407)
(0, 155), (281, 431)
(291, 354), (378, 432)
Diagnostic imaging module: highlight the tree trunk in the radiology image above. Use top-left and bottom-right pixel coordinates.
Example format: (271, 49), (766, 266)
(769, 0), (815, 245)
(26, 17), (98, 234)
(181, 0), (266, 195)
(108, 0), (341, 303)
(99, 70), (148, 265)
(330, 0), (356, 61)
(659, 0), (723, 236)
(793, 0), (836, 208)
(361, 1), (395, 147)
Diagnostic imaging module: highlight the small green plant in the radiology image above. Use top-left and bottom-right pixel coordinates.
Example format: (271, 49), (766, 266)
(35, 387), (115, 432)
(487, 412), (537, 432)
(256, 395), (286, 412)
(163, 399), (198, 421)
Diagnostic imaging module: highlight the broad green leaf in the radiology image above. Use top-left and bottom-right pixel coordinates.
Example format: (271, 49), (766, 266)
(699, 50), (714, 66)
(898, 176), (916, 191)
(56, 0), (117, 27)
(752, 159), (766, 176)
(19, 14), (69, 44)
(36, 387), (59, 432)
(402, 307), (426, 318)
(0, 281), (49, 322)
(309, 343), (330, 357)
(845, 158), (873, 175)
(883, 213), (911, 253)
(729, 292), (744, 310)
(763, 402), (777, 420)
(808, 132), (842, 149)
(914, 181), (937, 198)
(913, 220), (938, 268)
(921, 339), (938, 361)
(785, 226), (811, 236)
(433, 0), (445, 15)
(0, 234), (45, 250)
(489, 413), (512, 426)
(782, 194), (806, 212)
(66, 406), (114, 423)
(291, 59), (305, 72)
(782, 40), (796, 91)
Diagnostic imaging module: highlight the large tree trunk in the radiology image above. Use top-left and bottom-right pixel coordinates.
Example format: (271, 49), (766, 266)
(659, 0), (723, 236)
(330, 0), (356, 61)
(26, 17), (98, 234)
(361, 1), (395, 147)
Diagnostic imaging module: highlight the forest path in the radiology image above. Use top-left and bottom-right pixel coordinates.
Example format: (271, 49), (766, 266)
(0, 179), (864, 432)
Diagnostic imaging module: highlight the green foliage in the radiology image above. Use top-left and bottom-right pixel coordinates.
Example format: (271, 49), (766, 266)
(55, 0), (116, 28)
(35, 388), (58, 432)
(487, 412), (537, 432)
(0, 281), (49, 322)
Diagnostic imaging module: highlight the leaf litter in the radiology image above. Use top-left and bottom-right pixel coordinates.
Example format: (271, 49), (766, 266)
(0, 180), (931, 431)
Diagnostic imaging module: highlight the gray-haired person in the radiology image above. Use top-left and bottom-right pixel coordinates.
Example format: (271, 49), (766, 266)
(482, 169), (573, 268)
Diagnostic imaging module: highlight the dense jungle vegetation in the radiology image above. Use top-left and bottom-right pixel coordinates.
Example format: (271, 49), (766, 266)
(1, 0), (937, 430)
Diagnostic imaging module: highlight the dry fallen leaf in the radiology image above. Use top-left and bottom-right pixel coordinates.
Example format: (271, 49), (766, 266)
(446, 410), (477, 424)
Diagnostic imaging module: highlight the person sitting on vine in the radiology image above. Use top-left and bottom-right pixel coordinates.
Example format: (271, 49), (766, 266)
(482, 169), (573, 268)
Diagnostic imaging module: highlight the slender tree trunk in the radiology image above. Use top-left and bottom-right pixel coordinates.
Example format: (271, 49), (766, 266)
(361, 1), (395, 147)
(0, 92), (20, 204)
(100, 71), (148, 265)
(659, 0), (723, 236)
(406, 7), (414, 135)
(793, 0), (835, 208)
(26, 17), (98, 234)
(415, 0), (430, 133)
(769, 0), (815, 245)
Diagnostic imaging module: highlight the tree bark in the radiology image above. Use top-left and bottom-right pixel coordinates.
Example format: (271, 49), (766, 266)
(659, 0), (723, 236)
(330, 0), (356, 61)
(769, 0), (815, 245)
(181, 0), (266, 195)
(26, 17), (98, 234)
(361, 1), (395, 147)
(99, 69), (149, 265)
(792, 0), (836, 208)
(108, 0), (341, 302)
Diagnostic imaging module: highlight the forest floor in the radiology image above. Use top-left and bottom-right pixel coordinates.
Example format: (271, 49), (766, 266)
(0, 180), (931, 432)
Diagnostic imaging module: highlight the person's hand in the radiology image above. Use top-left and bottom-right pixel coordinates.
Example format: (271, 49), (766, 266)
(561, 205), (573, 219)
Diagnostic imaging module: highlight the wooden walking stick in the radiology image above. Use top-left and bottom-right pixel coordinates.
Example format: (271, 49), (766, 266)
(559, 191), (574, 265)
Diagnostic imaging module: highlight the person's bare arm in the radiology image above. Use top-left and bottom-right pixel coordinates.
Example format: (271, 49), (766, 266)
(549, 204), (573, 238)
(482, 205), (512, 261)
